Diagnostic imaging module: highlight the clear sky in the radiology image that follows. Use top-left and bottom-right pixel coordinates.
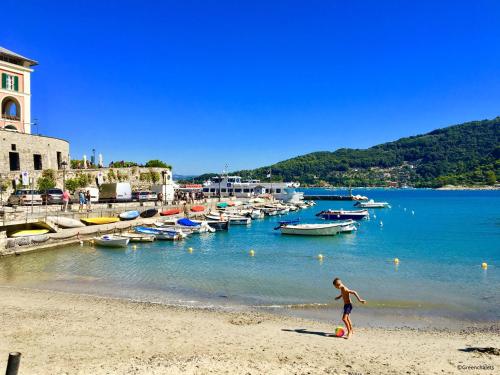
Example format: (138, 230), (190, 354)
(3, 0), (500, 175)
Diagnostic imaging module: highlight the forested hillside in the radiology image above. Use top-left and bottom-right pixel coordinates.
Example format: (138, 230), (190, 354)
(195, 117), (499, 187)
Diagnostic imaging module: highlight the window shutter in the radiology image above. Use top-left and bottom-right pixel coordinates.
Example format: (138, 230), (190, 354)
(1, 73), (6, 89)
(14, 76), (19, 91)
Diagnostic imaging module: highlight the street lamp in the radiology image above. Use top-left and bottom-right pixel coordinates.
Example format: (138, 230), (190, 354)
(61, 160), (68, 190)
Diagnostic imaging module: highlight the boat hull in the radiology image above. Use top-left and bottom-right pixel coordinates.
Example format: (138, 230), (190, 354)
(280, 224), (341, 236)
(93, 235), (130, 248)
(81, 217), (120, 225)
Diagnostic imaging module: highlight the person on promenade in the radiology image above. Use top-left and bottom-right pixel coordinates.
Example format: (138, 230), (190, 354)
(333, 278), (366, 339)
(85, 190), (92, 212)
(78, 191), (85, 212)
(62, 190), (70, 212)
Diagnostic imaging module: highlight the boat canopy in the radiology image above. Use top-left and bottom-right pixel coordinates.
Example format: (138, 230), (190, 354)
(177, 218), (200, 227)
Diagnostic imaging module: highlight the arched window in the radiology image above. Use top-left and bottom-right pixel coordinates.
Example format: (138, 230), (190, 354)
(1, 97), (21, 121)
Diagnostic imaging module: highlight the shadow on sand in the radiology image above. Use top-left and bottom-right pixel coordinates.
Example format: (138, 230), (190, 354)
(282, 328), (344, 338)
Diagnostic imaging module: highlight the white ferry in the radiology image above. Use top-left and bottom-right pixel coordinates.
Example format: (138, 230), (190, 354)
(202, 176), (303, 202)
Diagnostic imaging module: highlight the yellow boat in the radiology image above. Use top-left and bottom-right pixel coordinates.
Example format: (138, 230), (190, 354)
(81, 217), (121, 225)
(11, 229), (50, 237)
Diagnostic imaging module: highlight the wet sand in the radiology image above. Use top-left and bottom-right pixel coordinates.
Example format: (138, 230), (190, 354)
(0, 286), (498, 374)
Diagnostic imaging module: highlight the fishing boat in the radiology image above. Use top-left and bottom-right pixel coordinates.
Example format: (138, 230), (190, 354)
(354, 200), (390, 208)
(278, 223), (341, 236)
(316, 209), (369, 221)
(160, 208), (181, 216)
(119, 210), (140, 220)
(81, 217), (120, 225)
(10, 229), (50, 237)
(93, 235), (130, 248)
(47, 216), (86, 228)
(140, 209), (158, 218)
(120, 233), (156, 242)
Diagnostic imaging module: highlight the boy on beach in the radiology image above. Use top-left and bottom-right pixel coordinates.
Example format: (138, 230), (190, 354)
(333, 278), (366, 339)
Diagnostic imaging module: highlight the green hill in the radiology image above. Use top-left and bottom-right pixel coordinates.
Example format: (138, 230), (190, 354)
(195, 117), (500, 188)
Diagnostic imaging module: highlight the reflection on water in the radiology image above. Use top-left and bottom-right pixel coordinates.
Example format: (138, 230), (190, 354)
(0, 189), (499, 324)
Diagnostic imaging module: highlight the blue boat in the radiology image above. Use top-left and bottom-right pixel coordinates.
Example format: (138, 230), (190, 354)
(316, 209), (369, 221)
(177, 218), (200, 227)
(119, 210), (140, 220)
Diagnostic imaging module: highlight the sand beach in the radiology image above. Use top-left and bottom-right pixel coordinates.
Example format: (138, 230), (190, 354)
(0, 287), (498, 374)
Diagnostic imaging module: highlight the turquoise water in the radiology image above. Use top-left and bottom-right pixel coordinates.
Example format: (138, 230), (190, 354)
(0, 189), (499, 325)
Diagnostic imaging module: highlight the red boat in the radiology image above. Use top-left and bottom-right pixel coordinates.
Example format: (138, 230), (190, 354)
(160, 208), (181, 216)
(190, 205), (205, 212)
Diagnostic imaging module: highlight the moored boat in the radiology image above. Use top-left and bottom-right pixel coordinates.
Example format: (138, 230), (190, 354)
(354, 200), (390, 208)
(278, 223), (341, 236)
(47, 216), (86, 228)
(93, 235), (130, 248)
(160, 208), (181, 216)
(316, 209), (369, 221)
(192, 219), (229, 231)
(120, 233), (156, 242)
(81, 217), (121, 225)
(119, 210), (140, 220)
(205, 213), (250, 225)
(190, 205), (205, 212)
(140, 209), (158, 218)
(10, 229), (50, 238)
(134, 226), (185, 240)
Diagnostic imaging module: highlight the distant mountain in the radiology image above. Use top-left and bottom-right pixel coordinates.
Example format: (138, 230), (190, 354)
(195, 117), (500, 187)
(173, 174), (197, 181)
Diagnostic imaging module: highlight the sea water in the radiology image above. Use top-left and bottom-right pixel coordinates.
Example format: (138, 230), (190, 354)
(0, 189), (498, 327)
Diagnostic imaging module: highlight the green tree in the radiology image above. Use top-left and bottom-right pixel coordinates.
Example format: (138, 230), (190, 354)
(485, 170), (496, 185)
(145, 160), (171, 168)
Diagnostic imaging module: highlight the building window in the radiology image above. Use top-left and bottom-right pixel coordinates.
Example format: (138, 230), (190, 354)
(9, 152), (20, 171)
(1, 73), (19, 91)
(11, 144), (16, 151)
(57, 152), (62, 169)
(33, 154), (42, 170)
(1, 97), (21, 121)
(235, 189), (242, 193)
(210, 188), (215, 193)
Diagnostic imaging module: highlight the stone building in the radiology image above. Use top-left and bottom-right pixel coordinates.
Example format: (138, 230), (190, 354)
(0, 47), (70, 189)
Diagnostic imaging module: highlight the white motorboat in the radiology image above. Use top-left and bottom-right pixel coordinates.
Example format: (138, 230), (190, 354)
(279, 223), (342, 236)
(328, 220), (358, 233)
(93, 235), (130, 248)
(354, 199), (390, 208)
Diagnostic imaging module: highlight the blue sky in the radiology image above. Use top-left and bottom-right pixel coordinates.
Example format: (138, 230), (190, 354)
(3, 0), (500, 174)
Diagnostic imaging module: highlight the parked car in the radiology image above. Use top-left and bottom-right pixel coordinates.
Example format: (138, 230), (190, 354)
(132, 191), (158, 201)
(41, 188), (64, 204)
(99, 183), (132, 202)
(7, 189), (43, 206)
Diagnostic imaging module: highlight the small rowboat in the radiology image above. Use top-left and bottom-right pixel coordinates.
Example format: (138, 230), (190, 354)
(140, 209), (158, 218)
(47, 216), (86, 228)
(119, 210), (140, 220)
(160, 208), (181, 216)
(10, 229), (50, 238)
(120, 233), (155, 242)
(216, 202), (228, 208)
(190, 205), (205, 212)
(93, 235), (130, 248)
(81, 217), (120, 225)
(279, 223), (341, 236)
